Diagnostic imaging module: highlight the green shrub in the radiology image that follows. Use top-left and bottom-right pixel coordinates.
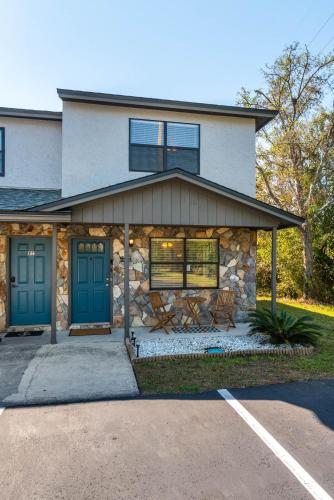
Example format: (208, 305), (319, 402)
(248, 308), (322, 346)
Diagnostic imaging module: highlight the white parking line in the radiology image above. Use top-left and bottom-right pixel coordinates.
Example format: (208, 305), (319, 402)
(218, 388), (333, 500)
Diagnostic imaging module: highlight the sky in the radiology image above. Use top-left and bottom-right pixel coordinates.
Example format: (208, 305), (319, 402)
(0, 0), (333, 111)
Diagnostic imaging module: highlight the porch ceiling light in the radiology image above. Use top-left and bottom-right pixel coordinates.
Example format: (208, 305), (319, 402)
(129, 238), (134, 247)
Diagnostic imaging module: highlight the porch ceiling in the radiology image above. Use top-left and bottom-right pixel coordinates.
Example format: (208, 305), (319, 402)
(28, 170), (304, 229)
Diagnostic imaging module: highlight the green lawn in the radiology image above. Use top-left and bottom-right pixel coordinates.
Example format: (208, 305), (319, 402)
(134, 298), (334, 395)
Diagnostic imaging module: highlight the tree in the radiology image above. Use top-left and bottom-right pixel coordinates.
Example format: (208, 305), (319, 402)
(313, 204), (334, 303)
(257, 228), (304, 299)
(238, 43), (334, 299)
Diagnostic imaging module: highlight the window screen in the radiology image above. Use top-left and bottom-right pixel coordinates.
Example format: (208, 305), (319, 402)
(130, 145), (163, 172)
(129, 119), (200, 174)
(0, 128), (4, 176)
(166, 148), (199, 173)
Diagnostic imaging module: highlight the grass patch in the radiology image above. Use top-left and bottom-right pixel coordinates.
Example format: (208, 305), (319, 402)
(134, 299), (334, 395)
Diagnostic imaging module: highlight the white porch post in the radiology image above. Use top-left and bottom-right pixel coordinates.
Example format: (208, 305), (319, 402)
(51, 223), (57, 344)
(124, 223), (130, 338)
(271, 226), (277, 316)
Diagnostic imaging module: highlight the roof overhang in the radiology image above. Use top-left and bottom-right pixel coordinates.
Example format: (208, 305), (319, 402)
(0, 211), (71, 223)
(30, 169), (304, 229)
(0, 107), (62, 121)
(57, 88), (278, 131)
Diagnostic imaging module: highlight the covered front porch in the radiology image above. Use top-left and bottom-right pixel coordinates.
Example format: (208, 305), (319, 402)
(0, 169), (304, 344)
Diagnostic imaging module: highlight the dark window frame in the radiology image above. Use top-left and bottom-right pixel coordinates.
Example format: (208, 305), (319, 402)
(149, 237), (219, 290)
(129, 118), (200, 174)
(0, 127), (5, 176)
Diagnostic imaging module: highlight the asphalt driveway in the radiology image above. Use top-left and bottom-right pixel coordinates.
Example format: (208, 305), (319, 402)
(0, 380), (333, 499)
(0, 340), (139, 405)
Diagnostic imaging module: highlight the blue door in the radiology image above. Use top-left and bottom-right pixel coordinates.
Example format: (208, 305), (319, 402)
(10, 237), (51, 325)
(72, 239), (110, 324)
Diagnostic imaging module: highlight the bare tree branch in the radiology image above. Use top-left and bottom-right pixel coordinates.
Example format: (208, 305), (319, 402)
(257, 165), (284, 209)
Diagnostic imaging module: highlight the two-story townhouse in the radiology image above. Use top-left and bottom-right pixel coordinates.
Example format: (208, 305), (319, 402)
(0, 89), (304, 341)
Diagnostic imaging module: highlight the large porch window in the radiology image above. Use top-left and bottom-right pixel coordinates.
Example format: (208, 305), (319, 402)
(150, 238), (219, 289)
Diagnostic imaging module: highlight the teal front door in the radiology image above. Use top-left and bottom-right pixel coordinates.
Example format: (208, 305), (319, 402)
(10, 237), (51, 325)
(72, 239), (110, 324)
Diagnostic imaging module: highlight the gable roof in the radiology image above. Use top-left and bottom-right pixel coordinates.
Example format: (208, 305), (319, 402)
(57, 89), (278, 131)
(30, 169), (304, 228)
(0, 188), (62, 210)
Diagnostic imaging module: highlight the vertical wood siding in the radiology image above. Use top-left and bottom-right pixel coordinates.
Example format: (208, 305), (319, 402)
(71, 179), (282, 227)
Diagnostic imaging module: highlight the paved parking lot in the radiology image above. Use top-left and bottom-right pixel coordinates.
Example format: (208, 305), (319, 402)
(0, 380), (333, 499)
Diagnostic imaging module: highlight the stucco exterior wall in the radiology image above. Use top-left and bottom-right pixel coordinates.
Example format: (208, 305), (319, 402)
(0, 117), (62, 190)
(61, 102), (256, 198)
(0, 223), (256, 331)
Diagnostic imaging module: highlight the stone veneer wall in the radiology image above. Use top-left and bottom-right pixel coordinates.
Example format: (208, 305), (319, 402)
(113, 226), (256, 327)
(0, 223), (53, 331)
(0, 223), (256, 331)
(56, 224), (121, 329)
(0, 223), (122, 331)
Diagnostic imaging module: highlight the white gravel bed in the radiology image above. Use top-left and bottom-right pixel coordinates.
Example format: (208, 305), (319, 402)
(136, 334), (295, 358)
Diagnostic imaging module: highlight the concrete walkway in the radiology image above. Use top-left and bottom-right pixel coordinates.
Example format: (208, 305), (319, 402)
(0, 340), (139, 406)
(0, 324), (248, 406)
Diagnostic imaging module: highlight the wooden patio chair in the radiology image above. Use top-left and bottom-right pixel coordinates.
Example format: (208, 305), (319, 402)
(209, 290), (236, 331)
(148, 292), (177, 335)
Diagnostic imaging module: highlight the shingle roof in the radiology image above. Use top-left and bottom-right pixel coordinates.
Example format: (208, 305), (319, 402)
(0, 188), (62, 210)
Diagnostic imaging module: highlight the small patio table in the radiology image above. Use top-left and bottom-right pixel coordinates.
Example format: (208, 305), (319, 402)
(175, 295), (207, 328)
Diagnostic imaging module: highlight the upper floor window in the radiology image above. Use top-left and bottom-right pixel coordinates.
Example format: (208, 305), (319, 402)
(129, 119), (200, 174)
(0, 128), (4, 176)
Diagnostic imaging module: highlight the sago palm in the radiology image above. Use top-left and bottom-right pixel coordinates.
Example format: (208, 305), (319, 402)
(248, 308), (322, 346)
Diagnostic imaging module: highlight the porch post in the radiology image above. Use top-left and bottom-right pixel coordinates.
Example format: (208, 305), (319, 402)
(124, 223), (130, 339)
(271, 226), (277, 316)
(51, 223), (57, 344)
